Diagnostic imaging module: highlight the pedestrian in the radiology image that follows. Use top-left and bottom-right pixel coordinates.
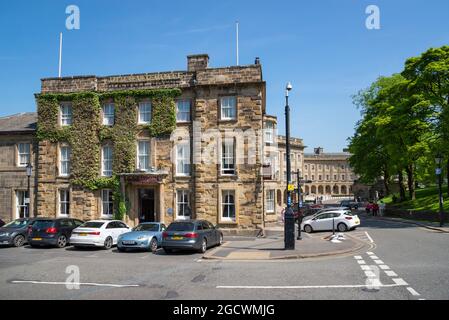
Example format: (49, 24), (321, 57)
(373, 202), (379, 217)
(366, 202), (372, 214)
(379, 201), (386, 216)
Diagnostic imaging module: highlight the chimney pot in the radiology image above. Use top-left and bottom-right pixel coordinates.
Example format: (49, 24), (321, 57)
(187, 54), (209, 72)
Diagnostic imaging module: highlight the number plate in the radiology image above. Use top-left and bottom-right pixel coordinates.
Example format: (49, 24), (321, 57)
(122, 241), (136, 245)
(32, 238), (42, 241)
(172, 236), (183, 240)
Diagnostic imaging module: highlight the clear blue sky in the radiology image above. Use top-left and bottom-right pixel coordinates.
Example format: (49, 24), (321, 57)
(1, 0), (448, 152)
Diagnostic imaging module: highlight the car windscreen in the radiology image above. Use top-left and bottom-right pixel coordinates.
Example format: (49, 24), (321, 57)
(344, 211), (355, 216)
(3, 219), (29, 228)
(33, 220), (54, 229)
(81, 222), (105, 228)
(134, 224), (159, 232)
(167, 222), (195, 232)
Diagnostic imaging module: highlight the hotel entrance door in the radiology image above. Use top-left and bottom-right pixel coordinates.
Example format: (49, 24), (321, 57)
(139, 189), (155, 222)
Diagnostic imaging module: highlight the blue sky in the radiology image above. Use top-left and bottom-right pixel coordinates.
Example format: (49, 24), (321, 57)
(0, 0), (448, 152)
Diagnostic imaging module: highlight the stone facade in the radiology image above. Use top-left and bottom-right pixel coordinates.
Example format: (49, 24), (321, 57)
(35, 54), (266, 233)
(0, 113), (37, 222)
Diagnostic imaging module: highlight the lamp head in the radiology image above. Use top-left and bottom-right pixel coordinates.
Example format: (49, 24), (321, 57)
(286, 82), (293, 91)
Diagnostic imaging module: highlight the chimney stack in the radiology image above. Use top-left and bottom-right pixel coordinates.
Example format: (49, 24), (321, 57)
(187, 54), (209, 72)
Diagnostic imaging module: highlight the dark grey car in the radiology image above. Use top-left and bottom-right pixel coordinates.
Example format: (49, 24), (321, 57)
(0, 218), (35, 247)
(162, 220), (223, 253)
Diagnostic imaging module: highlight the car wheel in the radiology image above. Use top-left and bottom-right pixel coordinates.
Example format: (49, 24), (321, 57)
(304, 225), (313, 233)
(163, 247), (172, 254)
(57, 235), (67, 248)
(218, 234), (224, 246)
(149, 238), (158, 253)
(337, 223), (348, 232)
(13, 235), (25, 247)
(199, 238), (207, 253)
(104, 237), (113, 250)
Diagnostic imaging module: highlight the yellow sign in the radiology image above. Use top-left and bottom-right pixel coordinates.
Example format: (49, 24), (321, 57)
(288, 184), (295, 191)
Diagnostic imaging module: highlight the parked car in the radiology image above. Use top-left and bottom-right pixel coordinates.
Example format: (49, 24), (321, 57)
(28, 218), (84, 248)
(0, 219), (5, 227)
(340, 200), (359, 210)
(70, 220), (130, 249)
(117, 222), (166, 253)
(301, 210), (360, 233)
(0, 218), (35, 247)
(162, 220), (223, 254)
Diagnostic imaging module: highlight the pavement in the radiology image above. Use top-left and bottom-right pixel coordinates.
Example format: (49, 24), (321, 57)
(204, 229), (368, 260)
(375, 215), (449, 233)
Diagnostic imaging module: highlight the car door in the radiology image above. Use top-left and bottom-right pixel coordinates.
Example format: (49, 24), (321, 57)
(311, 213), (332, 231)
(59, 219), (71, 238)
(202, 221), (215, 245)
(105, 221), (116, 242)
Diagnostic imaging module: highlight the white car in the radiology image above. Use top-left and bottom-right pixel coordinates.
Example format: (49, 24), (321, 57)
(301, 210), (360, 233)
(70, 220), (130, 249)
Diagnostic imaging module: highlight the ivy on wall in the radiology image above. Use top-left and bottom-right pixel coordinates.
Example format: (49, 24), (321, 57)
(36, 89), (181, 218)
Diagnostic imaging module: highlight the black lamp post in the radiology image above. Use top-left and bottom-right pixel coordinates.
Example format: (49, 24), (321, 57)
(435, 154), (444, 227)
(26, 162), (33, 218)
(284, 82), (295, 250)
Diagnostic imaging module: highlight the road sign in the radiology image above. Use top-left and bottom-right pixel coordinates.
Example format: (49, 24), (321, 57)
(436, 168), (442, 175)
(288, 184), (295, 191)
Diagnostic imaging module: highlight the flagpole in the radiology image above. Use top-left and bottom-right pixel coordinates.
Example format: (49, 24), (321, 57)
(236, 21), (239, 66)
(59, 32), (63, 78)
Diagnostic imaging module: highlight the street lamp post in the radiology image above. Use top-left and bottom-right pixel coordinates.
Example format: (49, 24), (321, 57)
(435, 154), (444, 227)
(284, 82), (295, 250)
(26, 162), (33, 218)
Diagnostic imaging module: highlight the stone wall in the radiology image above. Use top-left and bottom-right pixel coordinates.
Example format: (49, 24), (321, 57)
(0, 134), (37, 222)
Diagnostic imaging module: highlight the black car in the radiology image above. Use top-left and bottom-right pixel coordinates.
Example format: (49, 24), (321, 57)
(28, 218), (84, 248)
(0, 218), (35, 247)
(340, 200), (359, 210)
(162, 220), (223, 253)
(0, 219), (5, 227)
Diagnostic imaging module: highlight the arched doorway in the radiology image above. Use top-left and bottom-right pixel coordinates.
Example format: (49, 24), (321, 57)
(305, 186), (310, 195)
(311, 186), (317, 195)
(341, 185), (347, 195)
(318, 186), (324, 195)
(325, 185), (331, 194)
(333, 185), (339, 195)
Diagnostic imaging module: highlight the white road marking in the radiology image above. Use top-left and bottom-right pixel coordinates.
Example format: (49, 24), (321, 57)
(370, 256), (379, 260)
(216, 283), (408, 289)
(364, 271), (376, 278)
(364, 232), (374, 243)
(407, 287), (420, 296)
(393, 278), (408, 286)
(354, 256), (363, 260)
(385, 270), (398, 277)
(357, 260), (366, 265)
(378, 265), (390, 270)
(366, 252), (375, 255)
(361, 265), (372, 271)
(373, 260), (384, 265)
(11, 280), (139, 288)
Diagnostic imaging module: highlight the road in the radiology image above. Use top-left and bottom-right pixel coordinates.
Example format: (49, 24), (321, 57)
(0, 212), (448, 300)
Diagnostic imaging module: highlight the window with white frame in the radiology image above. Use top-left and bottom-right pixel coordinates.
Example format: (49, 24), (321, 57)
(138, 102), (151, 124)
(60, 103), (72, 126)
(60, 145), (71, 176)
(176, 190), (190, 219)
(102, 103), (115, 126)
(176, 143), (190, 176)
(101, 189), (114, 217)
(221, 139), (235, 175)
(222, 190), (236, 221)
(176, 100), (191, 122)
(17, 143), (30, 167)
(16, 190), (29, 219)
(266, 190), (275, 213)
(220, 96), (236, 120)
(102, 145), (113, 177)
(59, 190), (70, 216)
(265, 121), (274, 144)
(137, 141), (150, 171)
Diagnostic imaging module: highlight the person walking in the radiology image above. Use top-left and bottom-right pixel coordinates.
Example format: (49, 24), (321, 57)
(379, 201), (386, 216)
(372, 202), (379, 217)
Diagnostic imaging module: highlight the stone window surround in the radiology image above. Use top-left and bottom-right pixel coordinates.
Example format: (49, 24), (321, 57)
(220, 137), (237, 177)
(219, 187), (239, 225)
(101, 144), (113, 177)
(217, 95), (238, 123)
(15, 142), (32, 168)
(175, 142), (191, 177)
(175, 189), (191, 220)
(138, 100), (152, 124)
(102, 102), (115, 126)
(58, 142), (71, 178)
(56, 186), (71, 218)
(101, 189), (114, 218)
(176, 99), (192, 123)
(136, 138), (152, 171)
(59, 102), (73, 127)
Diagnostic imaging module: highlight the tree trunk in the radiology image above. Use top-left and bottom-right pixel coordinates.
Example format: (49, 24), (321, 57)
(405, 164), (416, 200)
(398, 170), (406, 202)
(382, 169), (390, 195)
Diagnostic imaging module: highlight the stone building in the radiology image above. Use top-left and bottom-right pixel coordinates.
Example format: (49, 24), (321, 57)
(303, 147), (357, 199)
(34, 54), (266, 233)
(0, 113), (37, 221)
